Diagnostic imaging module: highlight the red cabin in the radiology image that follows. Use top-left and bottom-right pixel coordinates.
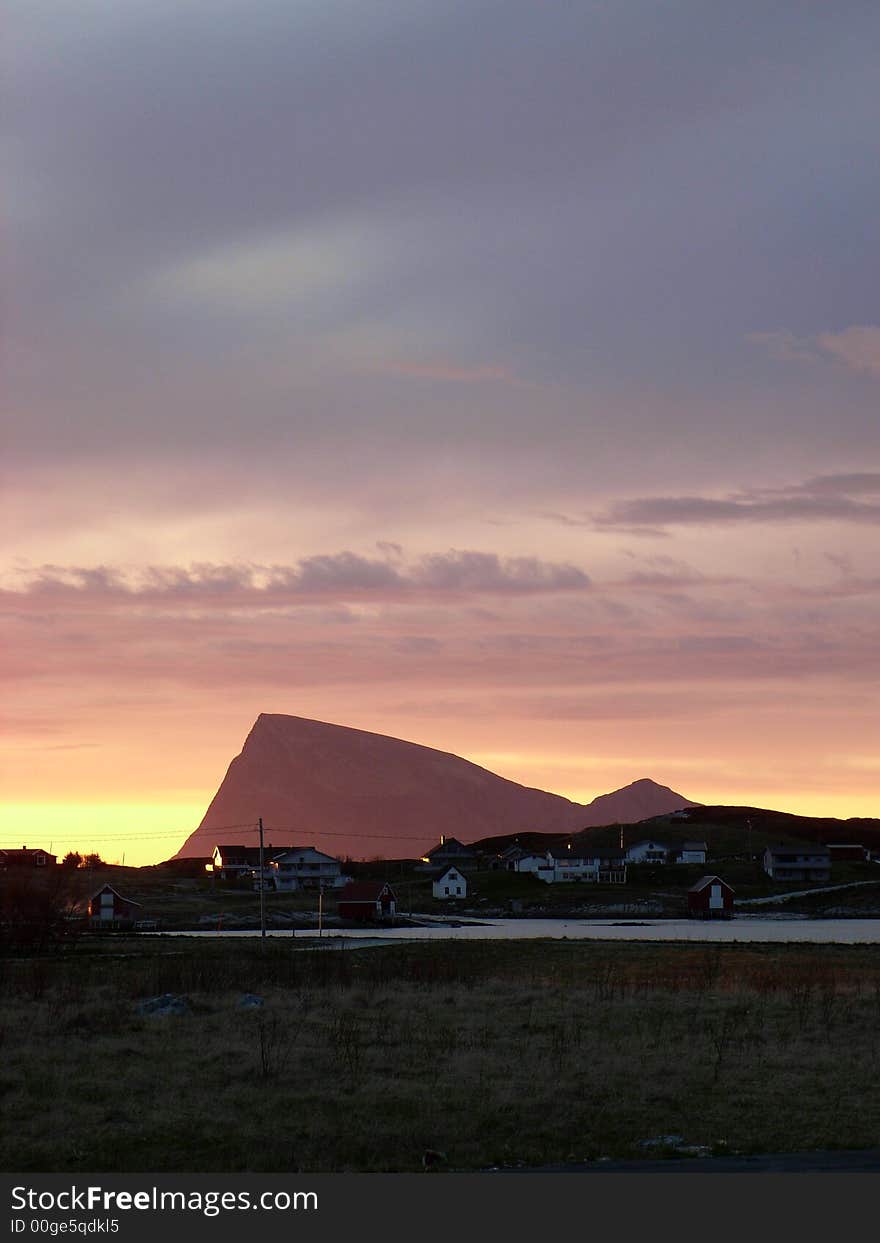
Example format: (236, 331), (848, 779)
(337, 881), (397, 922)
(86, 884), (143, 929)
(687, 875), (735, 920)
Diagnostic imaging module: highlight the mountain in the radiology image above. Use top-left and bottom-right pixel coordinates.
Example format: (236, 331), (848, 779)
(175, 713), (697, 859)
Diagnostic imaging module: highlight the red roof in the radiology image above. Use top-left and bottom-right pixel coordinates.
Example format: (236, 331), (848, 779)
(688, 874), (735, 894)
(338, 881), (396, 902)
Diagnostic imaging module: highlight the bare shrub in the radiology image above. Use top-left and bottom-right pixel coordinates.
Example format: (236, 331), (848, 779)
(256, 1012), (290, 1079)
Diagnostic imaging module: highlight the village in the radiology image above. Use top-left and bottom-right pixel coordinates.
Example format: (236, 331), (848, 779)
(3, 811), (879, 943)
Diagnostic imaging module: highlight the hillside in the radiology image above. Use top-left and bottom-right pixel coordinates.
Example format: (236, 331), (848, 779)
(470, 804), (880, 862)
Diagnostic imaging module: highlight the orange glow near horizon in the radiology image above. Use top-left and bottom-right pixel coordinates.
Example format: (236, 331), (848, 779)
(4, 778), (878, 870)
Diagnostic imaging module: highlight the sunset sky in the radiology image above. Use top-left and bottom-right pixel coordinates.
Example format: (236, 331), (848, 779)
(3, 2), (879, 866)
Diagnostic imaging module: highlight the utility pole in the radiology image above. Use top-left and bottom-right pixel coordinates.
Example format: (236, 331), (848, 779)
(318, 886), (323, 938)
(259, 817), (266, 945)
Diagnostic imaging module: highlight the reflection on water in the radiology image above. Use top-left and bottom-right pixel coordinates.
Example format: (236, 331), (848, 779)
(170, 917), (880, 945)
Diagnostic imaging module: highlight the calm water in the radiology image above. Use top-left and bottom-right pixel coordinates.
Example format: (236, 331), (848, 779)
(171, 917), (880, 944)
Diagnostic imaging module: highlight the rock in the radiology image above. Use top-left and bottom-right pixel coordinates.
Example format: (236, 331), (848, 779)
(136, 993), (191, 1017)
(638, 1135), (685, 1150)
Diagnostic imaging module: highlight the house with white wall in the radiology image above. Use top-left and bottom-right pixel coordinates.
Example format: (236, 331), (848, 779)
(209, 843), (297, 882)
(675, 841), (708, 864)
(625, 840), (670, 865)
(535, 847), (627, 884)
(433, 865), (468, 899)
(512, 851), (551, 875)
(269, 846), (349, 892)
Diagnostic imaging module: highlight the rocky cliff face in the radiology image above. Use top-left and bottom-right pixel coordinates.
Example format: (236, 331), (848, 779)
(175, 713), (696, 859)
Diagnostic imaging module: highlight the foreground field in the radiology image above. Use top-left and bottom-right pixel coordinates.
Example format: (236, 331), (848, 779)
(3, 938), (880, 1172)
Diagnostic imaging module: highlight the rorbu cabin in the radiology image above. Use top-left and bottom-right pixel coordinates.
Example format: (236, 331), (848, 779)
(687, 875), (735, 920)
(337, 881), (397, 923)
(85, 884), (144, 930)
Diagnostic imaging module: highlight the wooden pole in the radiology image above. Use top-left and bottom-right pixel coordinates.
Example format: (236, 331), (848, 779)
(259, 817), (266, 944)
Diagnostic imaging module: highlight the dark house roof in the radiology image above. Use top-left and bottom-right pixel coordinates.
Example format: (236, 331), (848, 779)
(423, 837), (475, 857)
(680, 841), (709, 851)
(338, 881), (397, 903)
(88, 883), (143, 905)
(0, 847), (57, 866)
(213, 845), (298, 865)
(271, 846), (341, 865)
(688, 875), (735, 894)
(550, 846), (627, 862)
(765, 845), (830, 859)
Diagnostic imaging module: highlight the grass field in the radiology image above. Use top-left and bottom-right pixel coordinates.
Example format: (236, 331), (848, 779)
(3, 937), (880, 1172)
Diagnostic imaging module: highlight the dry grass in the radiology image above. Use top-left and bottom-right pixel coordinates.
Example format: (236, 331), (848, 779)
(2, 938), (880, 1172)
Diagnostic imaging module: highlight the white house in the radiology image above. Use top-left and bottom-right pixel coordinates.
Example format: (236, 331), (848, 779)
(625, 840), (670, 865)
(208, 843), (297, 882)
(496, 844), (530, 871)
(535, 847), (627, 884)
(268, 846), (349, 892)
(512, 851), (550, 875)
(675, 841), (708, 865)
(433, 865), (468, 899)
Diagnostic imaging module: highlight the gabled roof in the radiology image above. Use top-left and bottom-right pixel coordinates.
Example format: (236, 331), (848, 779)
(271, 846), (340, 864)
(434, 865), (466, 881)
(212, 844), (298, 865)
(87, 884), (143, 907)
(765, 845), (830, 858)
(423, 837), (474, 857)
(338, 881), (396, 902)
(548, 846), (627, 862)
(688, 875), (734, 894)
(680, 841), (708, 851)
(0, 846), (56, 861)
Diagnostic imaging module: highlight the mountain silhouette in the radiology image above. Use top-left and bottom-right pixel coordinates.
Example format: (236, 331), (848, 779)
(175, 713), (697, 859)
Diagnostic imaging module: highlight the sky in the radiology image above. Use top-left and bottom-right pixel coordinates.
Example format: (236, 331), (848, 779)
(3, 1), (879, 866)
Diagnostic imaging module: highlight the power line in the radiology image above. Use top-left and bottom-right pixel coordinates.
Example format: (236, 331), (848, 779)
(258, 826), (430, 842)
(0, 821), (259, 845)
(2, 821), (433, 846)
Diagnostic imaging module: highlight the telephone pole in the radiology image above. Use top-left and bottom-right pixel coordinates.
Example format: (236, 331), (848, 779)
(258, 817), (266, 945)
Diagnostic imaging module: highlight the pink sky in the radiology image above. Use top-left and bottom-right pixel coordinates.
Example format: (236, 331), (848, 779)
(3, 3), (879, 864)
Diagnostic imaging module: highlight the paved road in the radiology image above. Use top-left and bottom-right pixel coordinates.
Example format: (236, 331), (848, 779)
(736, 879), (880, 907)
(490, 1149), (880, 1173)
